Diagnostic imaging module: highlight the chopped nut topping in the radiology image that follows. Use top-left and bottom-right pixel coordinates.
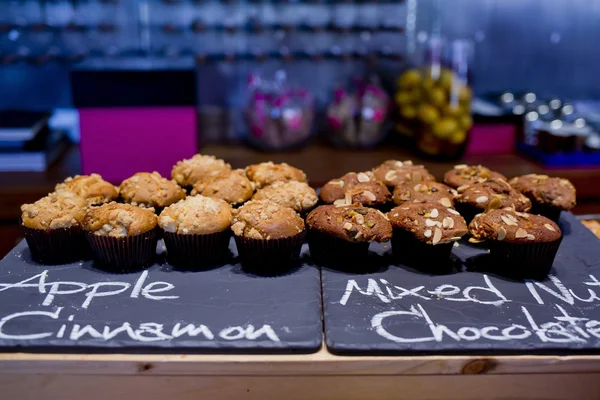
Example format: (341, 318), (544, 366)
(362, 190), (377, 201)
(425, 219), (436, 227)
(497, 227), (507, 241)
(476, 196), (489, 204)
(343, 222), (353, 230)
(439, 197), (452, 208)
(432, 228), (443, 245)
(354, 214), (365, 225)
(457, 184), (470, 192)
(404, 160), (413, 165)
(544, 223), (556, 232)
(488, 196), (503, 209)
(357, 172), (370, 183)
(501, 215), (517, 226)
(515, 228), (528, 238)
(430, 208), (439, 218)
(396, 161), (404, 167)
(355, 231), (363, 240)
(526, 234), (536, 240)
(448, 208), (460, 215)
(424, 229), (432, 238)
(385, 170), (398, 182)
(334, 199), (349, 207)
(454, 164), (468, 169)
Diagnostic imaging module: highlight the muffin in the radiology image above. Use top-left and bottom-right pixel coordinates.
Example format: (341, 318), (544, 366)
(119, 172), (186, 213)
(393, 181), (458, 208)
(159, 195), (233, 268)
(455, 178), (532, 223)
(320, 172), (392, 208)
(444, 164), (506, 189)
(509, 174), (576, 221)
(245, 161), (307, 189)
(231, 200), (306, 273)
(252, 181), (318, 214)
(306, 204), (392, 268)
(55, 173), (118, 206)
(581, 219), (600, 239)
(191, 169), (254, 206)
(372, 160), (436, 187)
(171, 154), (232, 188)
(388, 202), (467, 268)
(469, 208), (562, 279)
(81, 203), (159, 270)
(21, 191), (89, 264)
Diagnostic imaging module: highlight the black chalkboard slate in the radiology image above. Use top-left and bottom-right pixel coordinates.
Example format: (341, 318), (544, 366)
(323, 212), (600, 355)
(0, 240), (322, 354)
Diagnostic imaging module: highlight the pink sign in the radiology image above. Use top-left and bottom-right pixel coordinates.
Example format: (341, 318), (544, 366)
(465, 124), (516, 156)
(79, 107), (197, 183)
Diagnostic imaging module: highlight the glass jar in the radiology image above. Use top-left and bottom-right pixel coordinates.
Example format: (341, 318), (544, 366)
(394, 38), (473, 159)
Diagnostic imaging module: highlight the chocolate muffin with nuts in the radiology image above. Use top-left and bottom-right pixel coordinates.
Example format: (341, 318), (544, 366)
(306, 204), (392, 267)
(444, 164), (507, 189)
(191, 169), (254, 207)
(388, 202), (467, 268)
(454, 178), (531, 223)
(245, 161), (307, 189)
(393, 181), (458, 208)
(55, 173), (118, 206)
(81, 203), (159, 270)
(252, 181), (318, 214)
(509, 174), (576, 221)
(373, 160), (436, 187)
(469, 208), (562, 279)
(21, 191), (89, 264)
(159, 195), (233, 268)
(232, 200), (306, 273)
(171, 154), (232, 188)
(320, 172), (391, 208)
(119, 172), (186, 213)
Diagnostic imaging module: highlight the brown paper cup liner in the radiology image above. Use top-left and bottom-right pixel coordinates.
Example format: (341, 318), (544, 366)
(391, 228), (454, 273)
(234, 231), (306, 275)
(488, 236), (563, 280)
(86, 228), (159, 272)
(163, 229), (231, 269)
(307, 229), (370, 270)
(23, 226), (88, 265)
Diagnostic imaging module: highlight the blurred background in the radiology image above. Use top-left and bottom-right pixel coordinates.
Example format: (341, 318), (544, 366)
(1, 0), (600, 254)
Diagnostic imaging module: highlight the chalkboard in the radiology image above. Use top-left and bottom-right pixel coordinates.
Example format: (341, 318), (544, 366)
(0, 240), (322, 354)
(323, 212), (600, 355)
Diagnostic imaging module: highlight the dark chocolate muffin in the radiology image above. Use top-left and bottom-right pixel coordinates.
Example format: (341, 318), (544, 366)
(320, 172), (391, 208)
(388, 202), (467, 270)
(393, 181), (458, 208)
(469, 208), (562, 279)
(372, 160), (436, 187)
(306, 204), (392, 268)
(454, 178), (531, 223)
(509, 174), (576, 221)
(444, 164), (507, 189)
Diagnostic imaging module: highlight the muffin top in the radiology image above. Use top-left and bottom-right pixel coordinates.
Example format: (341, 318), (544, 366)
(306, 204), (392, 243)
(81, 202), (157, 238)
(320, 172), (391, 207)
(444, 164), (507, 189)
(231, 200), (305, 240)
(456, 178), (532, 212)
(55, 174), (118, 205)
(21, 191), (88, 230)
(171, 154), (232, 187)
(191, 169), (254, 206)
(252, 181), (318, 213)
(245, 162), (307, 189)
(469, 208), (561, 244)
(509, 174), (576, 211)
(159, 195), (232, 235)
(393, 181), (458, 208)
(372, 160), (436, 187)
(119, 172), (186, 208)
(388, 202), (468, 245)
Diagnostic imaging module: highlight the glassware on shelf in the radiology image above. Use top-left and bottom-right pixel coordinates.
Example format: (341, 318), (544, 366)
(394, 37), (473, 159)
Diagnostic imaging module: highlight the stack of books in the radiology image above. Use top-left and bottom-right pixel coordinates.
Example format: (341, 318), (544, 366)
(0, 111), (70, 172)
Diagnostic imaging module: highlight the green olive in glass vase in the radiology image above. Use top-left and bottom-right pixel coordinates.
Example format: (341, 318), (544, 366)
(418, 104), (440, 125)
(432, 118), (458, 139)
(397, 69), (421, 89)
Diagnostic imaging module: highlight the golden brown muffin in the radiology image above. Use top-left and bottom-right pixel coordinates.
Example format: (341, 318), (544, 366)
(372, 160), (436, 187)
(509, 174), (576, 211)
(191, 169), (254, 206)
(455, 178), (532, 213)
(21, 191), (88, 230)
(469, 208), (561, 244)
(388, 202), (467, 245)
(159, 195), (232, 235)
(81, 202), (157, 238)
(171, 154), (232, 187)
(231, 200), (305, 240)
(119, 172), (186, 209)
(306, 204), (392, 243)
(55, 174), (118, 205)
(444, 164), (506, 189)
(245, 162), (307, 189)
(253, 181), (318, 213)
(393, 181), (458, 208)
(320, 172), (391, 207)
